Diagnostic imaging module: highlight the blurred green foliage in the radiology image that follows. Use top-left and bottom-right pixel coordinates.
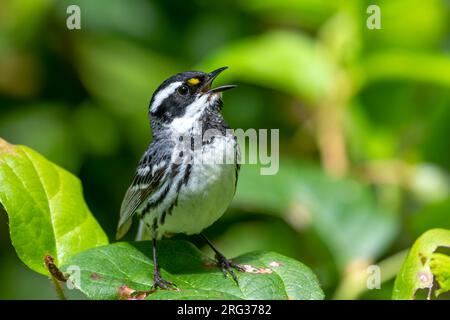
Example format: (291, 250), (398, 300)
(0, 0), (449, 299)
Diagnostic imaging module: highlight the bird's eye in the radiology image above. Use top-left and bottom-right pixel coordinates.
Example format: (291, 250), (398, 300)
(178, 85), (189, 95)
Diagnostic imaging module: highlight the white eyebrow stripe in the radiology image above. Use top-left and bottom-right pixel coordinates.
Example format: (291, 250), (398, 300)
(150, 81), (183, 113)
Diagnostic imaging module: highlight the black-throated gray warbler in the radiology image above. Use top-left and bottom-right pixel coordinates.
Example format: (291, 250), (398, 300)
(116, 67), (242, 289)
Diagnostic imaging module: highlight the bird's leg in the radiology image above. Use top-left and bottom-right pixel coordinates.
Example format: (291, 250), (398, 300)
(201, 233), (244, 284)
(151, 238), (176, 290)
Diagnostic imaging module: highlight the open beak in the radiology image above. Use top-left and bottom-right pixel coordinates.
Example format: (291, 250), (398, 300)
(201, 66), (236, 94)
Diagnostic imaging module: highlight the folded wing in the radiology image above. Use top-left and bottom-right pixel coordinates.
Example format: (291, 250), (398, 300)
(116, 149), (169, 240)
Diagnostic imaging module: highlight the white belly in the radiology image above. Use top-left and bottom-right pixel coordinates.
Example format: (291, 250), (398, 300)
(144, 135), (238, 238)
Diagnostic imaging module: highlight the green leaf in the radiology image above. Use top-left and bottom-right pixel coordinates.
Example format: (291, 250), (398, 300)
(0, 138), (108, 275)
(61, 240), (324, 300)
(234, 161), (399, 269)
(392, 229), (450, 299)
(430, 253), (450, 297)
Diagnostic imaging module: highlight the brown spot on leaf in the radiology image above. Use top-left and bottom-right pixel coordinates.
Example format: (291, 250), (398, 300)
(417, 271), (433, 286)
(0, 138), (18, 160)
(118, 285), (135, 300)
(90, 273), (101, 281)
(118, 285), (155, 300)
(269, 261), (283, 268)
(418, 252), (427, 265)
(241, 264), (273, 274)
(131, 291), (150, 300)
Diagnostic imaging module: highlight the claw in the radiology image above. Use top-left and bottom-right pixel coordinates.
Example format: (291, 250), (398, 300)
(215, 253), (243, 285)
(152, 271), (178, 290)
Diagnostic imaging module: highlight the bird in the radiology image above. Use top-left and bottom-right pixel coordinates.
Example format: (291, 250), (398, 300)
(116, 67), (242, 289)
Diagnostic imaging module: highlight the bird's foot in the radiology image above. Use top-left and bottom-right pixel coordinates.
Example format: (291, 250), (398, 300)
(152, 270), (177, 290)
(215, 253), (244, 285)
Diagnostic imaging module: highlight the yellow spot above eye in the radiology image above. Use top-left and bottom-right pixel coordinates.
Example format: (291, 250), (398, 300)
(187, 78), (200, 85)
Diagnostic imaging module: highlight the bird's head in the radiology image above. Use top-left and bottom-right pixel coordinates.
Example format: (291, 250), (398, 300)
(148, 67), (235, 130)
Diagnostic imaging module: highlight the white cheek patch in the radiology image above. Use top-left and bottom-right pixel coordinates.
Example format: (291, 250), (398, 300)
(169, 94), (210, 134)
(150, 81), (183, 113)
(184, 94), (208, 118)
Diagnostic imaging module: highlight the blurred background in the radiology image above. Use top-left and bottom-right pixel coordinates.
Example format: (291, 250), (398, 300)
(0, 0), (449, 299)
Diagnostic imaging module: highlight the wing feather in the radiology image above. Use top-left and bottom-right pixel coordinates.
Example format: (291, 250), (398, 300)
(116, 150), (169, 239)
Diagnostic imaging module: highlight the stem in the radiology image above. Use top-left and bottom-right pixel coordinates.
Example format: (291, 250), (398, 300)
(316, 71), (351, 178)
(44, 255), (68, 300)
(50, 276), (67, 300)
